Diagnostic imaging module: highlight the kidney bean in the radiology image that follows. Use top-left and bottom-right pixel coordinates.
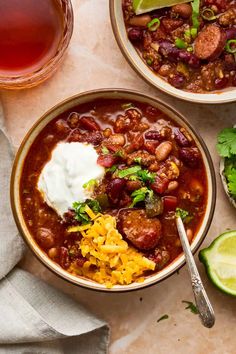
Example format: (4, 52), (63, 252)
(225, 27), (236, 40)
(163, 196), (178, 211)
(128, 27), (143, 41)
(172, 3), (192, 18)
(173, 127), (190, 147)
(158, 40), (180, 62)
(144, 141), (160, 154)
(145, 130), (162, 140)
(223, 54), (236, 71)
(59, 247), (70, 269)
(151, 176), (169, 194)
(107, 178), (126, 204)
(155, 141), (172, 161)
(146, 106), (162, 117)
(55, 119), (70, 136)
(168, 73), (186, 89)
(35, 227), (55, 249)
(179, 147), (201, 168)
(97, 154), (118, 168)
(214, 77), (229, 90)
(148, 247), (170, 269)
(76, 256), (86, 268)
(67, 112), (80, 129)
(166, 180), (179, 193)
(79, 116), (101, 131)
(129, 14), (151, 27)
(178, 51), (200, 68)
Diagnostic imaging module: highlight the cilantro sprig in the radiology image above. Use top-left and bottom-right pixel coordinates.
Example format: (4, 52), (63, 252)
(176, 208), (189, 221)
(182, 300), (199, 314)
(130, 187), (153, 207)
(72, 199), (101, 224)
(217, 128), (236, 158)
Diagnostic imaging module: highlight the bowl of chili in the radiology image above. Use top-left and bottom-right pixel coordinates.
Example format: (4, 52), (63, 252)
(11, 89), (216, 292)
(110, 0), (236, 103)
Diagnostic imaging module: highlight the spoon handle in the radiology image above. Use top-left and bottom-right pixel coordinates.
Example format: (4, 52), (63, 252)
(176, 217), (215, 328)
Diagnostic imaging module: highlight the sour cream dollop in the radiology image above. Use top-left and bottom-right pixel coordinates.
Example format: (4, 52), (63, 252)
(37, 142), (105, 217)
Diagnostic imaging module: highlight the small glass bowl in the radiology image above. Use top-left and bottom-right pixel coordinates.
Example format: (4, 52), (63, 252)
(0, 0), (73, 90)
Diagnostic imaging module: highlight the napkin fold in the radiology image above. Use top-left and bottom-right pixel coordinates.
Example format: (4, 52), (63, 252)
(0, 108), (110, 353)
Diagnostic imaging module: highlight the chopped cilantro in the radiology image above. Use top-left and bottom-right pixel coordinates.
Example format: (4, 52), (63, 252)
(182, 300), (199, 314)
(117, 165), (142, 178)
(83, 179), (97, 190)
(106, 165), (118, 174)
(228, 168), (236, 197)
(114, 150), (125, 158)
(101, 146), (109, 154)
(130, 187), (153, 207)
(176, 208), (189, 221)
(157, 314), (169, 322)
(73, 199), (101, 224)
(217, 128), (236, 158)
(129, 175), (139, 181)
(137, 169), (156, 183)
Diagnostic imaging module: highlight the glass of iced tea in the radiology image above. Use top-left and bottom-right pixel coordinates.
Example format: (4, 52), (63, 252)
(0, 0), (73, 89)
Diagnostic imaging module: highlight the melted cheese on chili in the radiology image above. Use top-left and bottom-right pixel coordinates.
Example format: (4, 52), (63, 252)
(37, 142), (104, 217)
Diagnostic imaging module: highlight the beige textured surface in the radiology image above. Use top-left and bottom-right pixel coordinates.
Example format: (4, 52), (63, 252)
(2, 0), (236, 353)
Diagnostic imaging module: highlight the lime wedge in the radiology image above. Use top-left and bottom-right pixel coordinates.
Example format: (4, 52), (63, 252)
(199, 230), (236, 296)
(133, 0), (192, 14)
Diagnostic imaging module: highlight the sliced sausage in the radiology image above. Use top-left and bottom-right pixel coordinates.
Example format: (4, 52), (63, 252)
(194, 25), (226, 61)
(118, 209), (162, 251)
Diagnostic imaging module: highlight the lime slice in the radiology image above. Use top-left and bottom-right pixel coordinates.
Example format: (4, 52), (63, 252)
(133, 0), (192, 14)
(199, 230), (236, 296)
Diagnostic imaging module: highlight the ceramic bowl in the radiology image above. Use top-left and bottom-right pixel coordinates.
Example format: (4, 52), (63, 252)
(11, 89), (216, 292)
(109, 0), (236, 104)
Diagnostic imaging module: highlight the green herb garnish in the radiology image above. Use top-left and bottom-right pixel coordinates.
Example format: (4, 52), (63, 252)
(101, 146), (109, 154)
(176, 208), (189, 221)
(73, 199), (101, 224)
(157, 314), (169, 322)
(117, 165), (142, 178)
(224, 158), (236, 197)
(137, 169), (155, 183)
(191, 0), (200, 29)
(134, 157), (142, 164)
(115, 150), (125, 158)
(83, 179), (97, 190)
(217, 128), (236, 158)
(130, 187), (153, 207)
(106, 165), (118, 174)
(175, 38), (187, 49)
(182, 300), (199, 314)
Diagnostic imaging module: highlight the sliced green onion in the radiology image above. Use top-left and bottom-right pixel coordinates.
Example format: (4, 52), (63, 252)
(117, 165), (142, 178)
(146, 57), (153, 65)
(187, 46), (193, 52)
(225, 39), (236, 54)
(147, 18), (160, 32)
(121, 103), (134, 110)
(191, 0), (200, 29)
(190, 27), (198, 38)
(201, 8), (216, 20)
(175, 38), (187, 49)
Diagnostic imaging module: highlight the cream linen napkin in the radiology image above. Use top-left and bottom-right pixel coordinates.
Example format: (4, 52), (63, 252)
(0, 105), (110, 354)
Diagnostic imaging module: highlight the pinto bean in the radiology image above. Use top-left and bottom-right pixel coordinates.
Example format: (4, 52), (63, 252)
(126, 180), (142, 192)
(67, 112), (80, 129)
(107, 134), (125, 146)
(155, 141), (172, 161)
(166, 181), (179, 193)
(35, 228), (55, 249)
(129, 14), (151, 27)
(103, 128), (112, 138)
(172, 3), (192, 18)
(48, 247), (58, 259)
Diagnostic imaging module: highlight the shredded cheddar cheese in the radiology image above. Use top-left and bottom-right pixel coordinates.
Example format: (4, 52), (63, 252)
(68, 210), (155, 288)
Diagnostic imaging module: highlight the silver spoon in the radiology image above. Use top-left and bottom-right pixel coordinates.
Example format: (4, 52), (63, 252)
(176, 216), (215, 328)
